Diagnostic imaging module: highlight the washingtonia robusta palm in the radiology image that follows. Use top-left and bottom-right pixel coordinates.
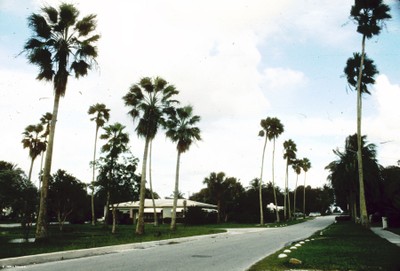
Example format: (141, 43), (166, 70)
(23, 3), (99, 240)
(22, 124), (46, 183)
(347, 0), (390, 227)
(258, 118), (269, 225)
(283, 139), (297, 220)
(301, 157), (311, 218)
(123, 77), (179, 235)
(265, 117), (284, 222)
(88, 103), (110, 226)
(165, 105), (201, 231)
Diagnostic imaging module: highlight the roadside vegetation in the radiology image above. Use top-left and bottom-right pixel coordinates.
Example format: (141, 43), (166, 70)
(248, 221), (400, 271)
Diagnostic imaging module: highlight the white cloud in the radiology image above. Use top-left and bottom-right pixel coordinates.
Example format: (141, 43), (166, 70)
(263, 67), (308, 91)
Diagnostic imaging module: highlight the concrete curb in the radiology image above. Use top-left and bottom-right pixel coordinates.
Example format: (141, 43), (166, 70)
(371, 227), (400, 247)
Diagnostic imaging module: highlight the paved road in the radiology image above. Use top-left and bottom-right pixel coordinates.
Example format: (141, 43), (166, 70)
(6, 216), (334, 271)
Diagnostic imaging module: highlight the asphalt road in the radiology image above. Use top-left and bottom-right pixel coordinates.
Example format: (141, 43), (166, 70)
(6, 216), (334, 271)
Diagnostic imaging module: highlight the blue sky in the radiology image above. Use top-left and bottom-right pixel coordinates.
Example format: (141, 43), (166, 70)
(1, 0), (400, 198)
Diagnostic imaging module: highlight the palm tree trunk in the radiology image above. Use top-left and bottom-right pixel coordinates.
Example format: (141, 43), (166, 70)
(272, 139), (279, 222)
(112, 206), (117, 234)
(259, 137), (267, 225)
(293, 174), (298, 218)
(28, 157), (34, 183)
(303, 172), (306, 219)
(104, 190), (110, 226)
(286, 159), (292, 220)
(36, 93), (60, 241)
(91, 125), (99, 226)
(356, 34), (369, 228)
(148, 140), (158, 226)
(136, 137), (150, 235)
(170, 151), (181, 231)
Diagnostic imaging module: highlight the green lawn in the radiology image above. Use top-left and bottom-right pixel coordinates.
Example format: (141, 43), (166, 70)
(0, 223), (224, 259)
(248, 221), (400, 271)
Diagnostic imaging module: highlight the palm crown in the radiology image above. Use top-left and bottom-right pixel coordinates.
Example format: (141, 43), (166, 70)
(88, 103), (110, 128)
(23, 3), (99, 96)
(123, 77), (179, 140)
(344, 52), (378, 95)
(165, 106), (201, 154)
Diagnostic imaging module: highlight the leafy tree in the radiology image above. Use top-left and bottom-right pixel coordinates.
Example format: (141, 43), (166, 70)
(23, 3), (99, 240)
(21, 124), (46, 183)
(0, 161), (38, 226)
(98, 122), (129, 227)
(123, 77), (179, 235)
(301, 158), (311, 218)
(283, 139), (297, 220)
(347, 0), (391, 228)
(165, 105), (201, 230)
(88, 103), (110, 226)
(326, 134), (381, 220)
(48, 170), (87, 231)
(381, 166), (400, 227)
(96, 155), (139, 233)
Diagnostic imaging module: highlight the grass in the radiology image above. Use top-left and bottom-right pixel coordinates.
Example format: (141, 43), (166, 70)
(0, 223), (224, 259)
(248, 221), (400, 271)
(0, 219), (309, 260)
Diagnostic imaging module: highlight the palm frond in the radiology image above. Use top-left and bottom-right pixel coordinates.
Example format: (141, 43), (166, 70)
(75, 14), (97, 37)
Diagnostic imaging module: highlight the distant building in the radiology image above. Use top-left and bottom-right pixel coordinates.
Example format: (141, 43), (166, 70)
(113, 199), (217, 224)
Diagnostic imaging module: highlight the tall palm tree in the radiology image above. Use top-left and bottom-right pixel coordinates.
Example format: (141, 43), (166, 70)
(123, 77), (179, 235)
(257, 118), (269, 225)
(292, 159), (302, 218)
(22, 124), (46, 183)
(283, 139), (297, 220)
(88, 103), (110, 226)
(165, 105), (201, 231)
(265, 117), (284, 222)
(348, 0), (390, 227)
(301, 157), (311, 218)
(99, 122), (129, 225)
(23, 3), (99, 240)
(148, 140), (159, 226)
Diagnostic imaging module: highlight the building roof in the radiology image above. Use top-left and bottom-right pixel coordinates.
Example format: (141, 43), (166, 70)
(114, 199), (217, 209)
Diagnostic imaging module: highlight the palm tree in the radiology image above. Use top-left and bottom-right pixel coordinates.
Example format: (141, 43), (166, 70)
(165, 106), (201, 231)
(301, 157), (311, 218)
(99, 122), (129, 226)
(88, 103), (110, 226)
(22, 124), (46, 183)
(292, 159), (302, 218)
(38, 112), (52, 190)
(348, 0), (391, 228)
(283, 139), (297, 220)
(23, 3), (99, 240)
(265, 117), (284, 222)
(123, 77), (179, 235)
(257, 118), (269, 225)
(148, 140), (159, 226)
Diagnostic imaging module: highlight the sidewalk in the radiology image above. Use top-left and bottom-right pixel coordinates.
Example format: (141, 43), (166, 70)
(371, 227), (400, 247)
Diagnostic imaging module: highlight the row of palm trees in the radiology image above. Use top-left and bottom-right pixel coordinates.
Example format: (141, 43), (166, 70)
(343, 0), (391, 227)
(257, 117), (311, 225)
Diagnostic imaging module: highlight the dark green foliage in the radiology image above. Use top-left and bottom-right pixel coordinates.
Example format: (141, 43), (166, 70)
(48, 170), (88, 229)
(381, 166), (400, 227)
(344, 52), (378, 95)
(0, 161), (38, 224)
(185, 206), (217, 225)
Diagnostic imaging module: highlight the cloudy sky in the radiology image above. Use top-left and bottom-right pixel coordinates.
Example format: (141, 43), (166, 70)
(1, 0), (399, 199)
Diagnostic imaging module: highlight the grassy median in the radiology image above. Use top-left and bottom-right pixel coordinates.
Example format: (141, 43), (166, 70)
(248, 221), (400, 271)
